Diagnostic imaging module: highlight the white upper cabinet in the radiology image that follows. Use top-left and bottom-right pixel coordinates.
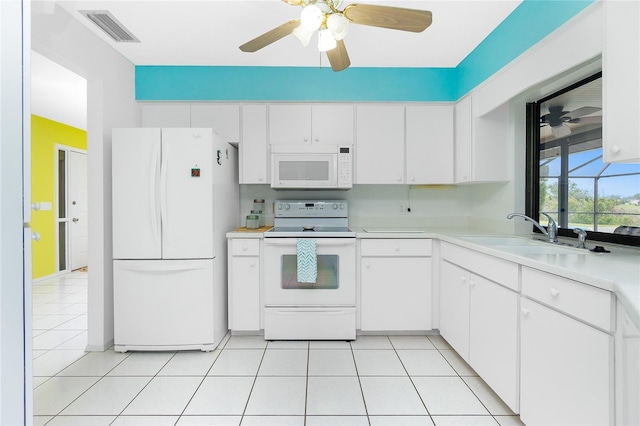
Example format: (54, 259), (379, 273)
(406, 105), (454, 184)
(240, 105), (269, 184)
(355, 105), (405, 184)
(603, 0), (640, 163)
(454, 95), (510, 183)
(190, 104), (240, 143)
(268, 104), (354, 145)
(454, 96), (473, 183)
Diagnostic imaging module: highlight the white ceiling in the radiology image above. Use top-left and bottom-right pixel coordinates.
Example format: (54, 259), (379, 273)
(31, 51), (88, 130)
(54, 0), (522, 68)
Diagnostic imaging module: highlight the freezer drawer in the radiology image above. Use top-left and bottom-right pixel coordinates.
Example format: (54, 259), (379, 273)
(114, 259), (216, 351)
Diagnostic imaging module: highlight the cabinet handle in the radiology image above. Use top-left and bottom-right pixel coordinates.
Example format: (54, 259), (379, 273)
(396, 176), (402, 182)
(242, 245), (248, 251)
(394, 245), (400, 251)
(249, 262), (256, 268)
(304, 137), (309, 142)
(469, 280), (476, 287)
(609, 145), (621, 154)
(522, 307), (530, 317)
(258, 177), (264, 182)
(364, 262), (371, 268)
(550, 288), (560, 297)
(314, 136), (319, 142)
(32, 232), (41, 242)
(410, 176), (415, 182)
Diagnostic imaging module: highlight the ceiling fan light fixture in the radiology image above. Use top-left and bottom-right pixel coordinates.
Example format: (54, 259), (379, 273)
(326, 13), (349, 40)
(292, 24), (313, 47)
(300, 4), (323, 31)
(317, 28), (337, 52)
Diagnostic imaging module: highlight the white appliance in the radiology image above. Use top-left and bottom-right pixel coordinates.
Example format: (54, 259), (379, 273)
(263, 200), (356, 340)
(270, 144), (353, 189)
(112, 128), (238, 352)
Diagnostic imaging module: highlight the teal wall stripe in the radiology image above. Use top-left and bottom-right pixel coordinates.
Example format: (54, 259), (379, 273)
(455, 0), (594, 99)
(135, 66), (457, 102)
(135, 0), (595, 102)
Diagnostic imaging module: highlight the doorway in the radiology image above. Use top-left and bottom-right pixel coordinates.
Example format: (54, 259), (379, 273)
(55, 146), (88, 272)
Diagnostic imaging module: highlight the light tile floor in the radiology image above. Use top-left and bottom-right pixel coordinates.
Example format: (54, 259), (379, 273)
(32, 272), (526, 426)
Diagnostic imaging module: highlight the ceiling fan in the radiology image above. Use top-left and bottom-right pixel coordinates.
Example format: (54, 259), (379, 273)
(239, 0), (433, 72)
(540, 105), (602, 138)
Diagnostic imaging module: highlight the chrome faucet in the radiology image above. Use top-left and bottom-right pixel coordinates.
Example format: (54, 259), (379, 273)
(507, 212), (558, 243)
(573, 228), (587, 249)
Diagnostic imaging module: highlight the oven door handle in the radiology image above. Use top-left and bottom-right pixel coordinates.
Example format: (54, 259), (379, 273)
(263, 239), (356, 246)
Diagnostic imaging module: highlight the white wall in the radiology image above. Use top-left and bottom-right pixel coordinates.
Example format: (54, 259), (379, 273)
(468, 2), (604, 234)
(1, 1), (29, 422)
(32, 4), (137, 350)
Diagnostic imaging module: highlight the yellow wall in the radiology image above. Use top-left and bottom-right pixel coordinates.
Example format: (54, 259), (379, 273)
(31, 115), (87, 279)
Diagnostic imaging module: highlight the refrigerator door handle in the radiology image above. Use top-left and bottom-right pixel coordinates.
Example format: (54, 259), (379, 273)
(150, 142), (161, 246)
(160, 140), (169, 245)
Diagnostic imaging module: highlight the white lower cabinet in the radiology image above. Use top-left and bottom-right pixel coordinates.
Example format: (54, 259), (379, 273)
(520, 298), (613, 425)
(360, 239), (432, 331)
(520, 267), (614, 425)
(227, 238), (261, 333)
(616, 300), (640, 426)
(439, 242), (519, 412)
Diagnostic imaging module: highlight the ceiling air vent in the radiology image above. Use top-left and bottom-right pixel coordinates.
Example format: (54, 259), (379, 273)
(80, 10), (140, 43)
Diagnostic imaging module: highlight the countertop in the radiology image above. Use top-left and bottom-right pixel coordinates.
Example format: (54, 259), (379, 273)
(227, 225), (640, 329)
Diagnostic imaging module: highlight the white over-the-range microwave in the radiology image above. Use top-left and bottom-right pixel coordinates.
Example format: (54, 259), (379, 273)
(270, 144), (353, 189)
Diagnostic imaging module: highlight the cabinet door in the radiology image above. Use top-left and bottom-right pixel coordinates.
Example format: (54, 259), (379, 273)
(269, 104), (312, 144)
(312, 104), (354, 145)
(603, 0), (640, 163)
(520, 298), (613, 425)
(361, 257), (431, 331)
(438, 260), (470, 361)
(469, 275), (518, 412)
(356, 105), (405, 184)
(229, 255), (260, 331)
(406, 105), (454, 184)
(454, 95), (472, 183)
(190, 104), (240, 142)
(241, 105), (269, 184)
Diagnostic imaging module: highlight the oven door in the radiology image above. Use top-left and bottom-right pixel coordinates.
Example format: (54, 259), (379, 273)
(263, 238), (356, 306)
(271, 153), (337, 189)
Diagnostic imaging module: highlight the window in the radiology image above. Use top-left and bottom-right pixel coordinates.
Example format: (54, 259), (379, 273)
(526, 72), (640, 247)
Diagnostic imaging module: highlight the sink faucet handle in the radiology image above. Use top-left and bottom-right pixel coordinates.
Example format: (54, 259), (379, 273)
(573, 228), (587, 249)
(539, 212), (558, 243)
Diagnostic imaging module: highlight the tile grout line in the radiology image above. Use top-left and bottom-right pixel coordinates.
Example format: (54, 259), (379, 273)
(238, 337), (269, 424)
(349, 338), (372, 426)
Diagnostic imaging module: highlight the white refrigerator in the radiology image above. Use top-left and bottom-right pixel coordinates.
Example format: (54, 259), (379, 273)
(112, 128), (238, 352)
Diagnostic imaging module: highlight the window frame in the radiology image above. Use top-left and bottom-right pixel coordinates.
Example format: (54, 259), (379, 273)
(525, 71), (640, 248)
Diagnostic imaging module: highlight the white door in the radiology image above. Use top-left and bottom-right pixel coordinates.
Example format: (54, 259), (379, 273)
(112, 128), (162, 260)
(69, 151), (88, 270)
(161, 128), (214, 259)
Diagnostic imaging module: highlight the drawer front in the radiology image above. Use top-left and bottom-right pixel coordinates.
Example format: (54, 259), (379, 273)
(230, 238), (260, 256)
(441, 242), (519, 291)
(522, 267), (613, 331)
(360, 239), (432, 257)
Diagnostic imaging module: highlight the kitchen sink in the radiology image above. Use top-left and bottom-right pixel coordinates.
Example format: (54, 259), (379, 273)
(458, 235), (586, 255)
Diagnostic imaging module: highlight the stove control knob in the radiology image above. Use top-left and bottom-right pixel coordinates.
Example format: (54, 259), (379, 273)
(332, 203), (338, 210)
(277, 204), (283, 210)
(284, 204), (290, 210)
(339, 204), (345, 210)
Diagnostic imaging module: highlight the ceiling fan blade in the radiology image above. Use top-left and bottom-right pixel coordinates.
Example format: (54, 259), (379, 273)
(561, 106), (601, 119)
(239, 20), (300, 52)
(343, 4), (432, 32)
(326, 39), (350, 72)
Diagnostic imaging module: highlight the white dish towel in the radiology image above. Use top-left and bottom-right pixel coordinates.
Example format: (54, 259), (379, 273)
(297, 239), (317, 283)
